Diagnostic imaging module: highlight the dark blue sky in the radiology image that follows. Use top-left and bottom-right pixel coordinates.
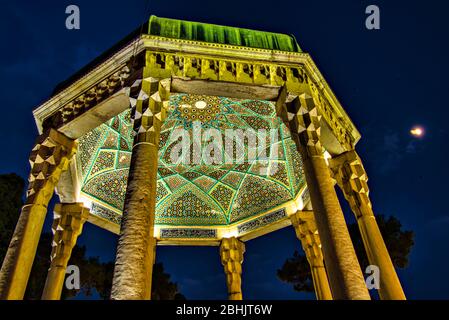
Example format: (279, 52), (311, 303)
(1, 0), (448, 299)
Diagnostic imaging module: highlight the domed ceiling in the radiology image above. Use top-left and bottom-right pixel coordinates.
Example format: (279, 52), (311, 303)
(76, 94), (305, 227)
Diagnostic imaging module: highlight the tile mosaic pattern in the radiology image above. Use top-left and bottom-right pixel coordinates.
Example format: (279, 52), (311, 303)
(78, 94), (305, 227)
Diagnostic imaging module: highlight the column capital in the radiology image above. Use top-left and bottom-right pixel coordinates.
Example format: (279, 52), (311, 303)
(26, 129), (77, 205)
(0, 129), (76, 300)
(329, 150), (371, 218)
(220, 237), (245, 264)
(290, 211), (324, 267)
(290, 211), (333, 300)
(42, 203), (89, 300)
(111, 77), (171, 300)
(329, 150), (406, 299)
(220, 237), (245, 300)
(283, 119), (369, 298)
(128, 77), (171, 146)
(278, 94), (324, 159)
(49, 203), (90, 267)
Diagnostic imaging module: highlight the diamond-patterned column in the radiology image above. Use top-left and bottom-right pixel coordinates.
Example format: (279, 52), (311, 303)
(0, 129), (76, 300)
(278, 93), (370, 300)
(111, 77), (171, 300)
(290, 211), (333, 300)
(41, 203), (89, 300)
(329, 150), (406, 300)
(220, 237), (245, 300)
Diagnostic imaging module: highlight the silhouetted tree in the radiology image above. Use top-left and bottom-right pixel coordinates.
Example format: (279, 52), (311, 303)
(277, 250), (314, 292)
(0, 173), (25, 264)
(152, 263), (186, 300)
(277, 215), (414, 295)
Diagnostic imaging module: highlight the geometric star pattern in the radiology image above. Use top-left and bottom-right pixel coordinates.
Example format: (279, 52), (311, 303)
(77, 94), (306, 226)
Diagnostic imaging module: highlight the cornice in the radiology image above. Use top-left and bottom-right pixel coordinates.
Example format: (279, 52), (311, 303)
(32, 34), (360, 144)
(32, 38), (143, 133)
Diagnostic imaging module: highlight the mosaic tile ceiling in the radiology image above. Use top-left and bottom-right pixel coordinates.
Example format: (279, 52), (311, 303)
(77, 94), (305, 226)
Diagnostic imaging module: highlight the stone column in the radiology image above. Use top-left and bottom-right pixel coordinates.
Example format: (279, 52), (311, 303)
(111, 78), (171, 300)
(329, 150), (405, 300)
(290, 211), (333, 300)
(220, 237), (245, 300)
(41, 203), (89, 300)
(278, 93), (370, 300)
(0, 129), (76, 300)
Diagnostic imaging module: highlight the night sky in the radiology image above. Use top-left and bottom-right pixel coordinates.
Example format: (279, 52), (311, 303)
(1, 0), (448, 299)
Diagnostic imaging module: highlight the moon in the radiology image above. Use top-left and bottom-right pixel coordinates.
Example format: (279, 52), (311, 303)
(410, 126), (424, 137)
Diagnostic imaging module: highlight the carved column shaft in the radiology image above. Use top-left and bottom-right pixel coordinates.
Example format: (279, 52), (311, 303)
(111, 77), (171, 300)
(41, 203), (89, 300)
(278, 93), (370, 300)
(220, 237), (245, 300)
(0, 129), (76, 300)
(329, 150), (405, 300)
(290, 211), (332, 300)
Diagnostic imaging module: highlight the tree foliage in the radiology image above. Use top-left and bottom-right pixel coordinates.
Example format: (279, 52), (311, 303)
(277, 215), (414, 294)
(0, 174), (25, 263)
(0, 173), (184, 300)
(277, 250), (314, 292)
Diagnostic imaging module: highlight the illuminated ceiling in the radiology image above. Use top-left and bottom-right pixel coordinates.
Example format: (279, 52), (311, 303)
(77, 94), (305, 227)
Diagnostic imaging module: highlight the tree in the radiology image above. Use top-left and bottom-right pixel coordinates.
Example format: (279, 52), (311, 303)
(277, 215), (414, 295)
(277, 250), (314, 293)
(60, 255), (185, 300)
(0, 173), (185, 300)
(0, 173), (25, 264)
(60, 245), (115, 300)
(152, 263), (186, 300)
(348, 215), (414, 270)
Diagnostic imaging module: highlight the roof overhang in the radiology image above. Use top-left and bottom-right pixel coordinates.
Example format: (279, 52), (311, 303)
(33, 34), (361, 148)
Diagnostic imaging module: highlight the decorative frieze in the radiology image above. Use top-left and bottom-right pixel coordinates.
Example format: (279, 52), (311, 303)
(160, 228), (217, 239)
(144, 49), (355, 150)
(91, 203), (122, 225)
(237, 209), (286, 235)
(145, 51), (308, 88)
(302, 188), (310, 203)
(38, 37), (357, 154)
(41, 66), (131, 131)
(308, 81), (354, 150)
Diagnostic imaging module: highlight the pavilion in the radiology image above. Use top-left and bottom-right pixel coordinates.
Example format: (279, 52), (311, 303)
(0, 16), (405, 300)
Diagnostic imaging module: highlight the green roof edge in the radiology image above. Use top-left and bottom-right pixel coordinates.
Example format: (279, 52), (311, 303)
(148, 15), (302, 53)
